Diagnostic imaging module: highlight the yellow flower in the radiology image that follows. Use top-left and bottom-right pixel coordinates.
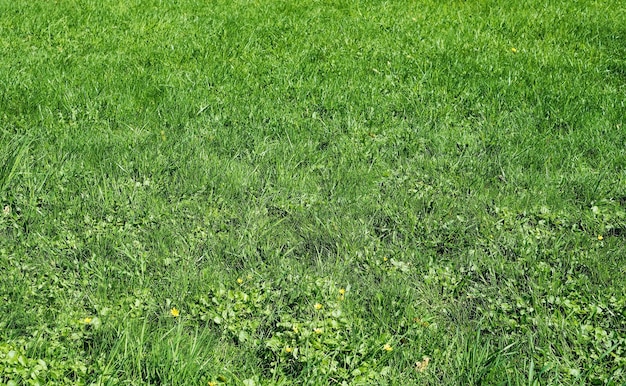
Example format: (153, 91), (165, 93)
(237, 278), (243, 284)
(383, 257), (388, 262)
(511, 47), (518, 53)
(83, 317), (92, 324)
(285, 346), (293, 353)
(170, 307), (180, 317)
(314, 303), (322, 310)
(208, 382), (217, 386)
(598, 235), (603, 241)
(314, 328), (323, 334)
(383, 344), (393, 352)
(292, 325), (299, 333)
(339, 288), (346, 295)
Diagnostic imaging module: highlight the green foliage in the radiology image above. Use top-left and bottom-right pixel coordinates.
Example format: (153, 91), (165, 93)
(1, 0), (625, 384)
(191, 275), (399, 384)
(0, 340), (88, 385)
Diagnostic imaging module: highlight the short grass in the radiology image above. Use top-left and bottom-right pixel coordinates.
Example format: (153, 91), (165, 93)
(1, 0), (625, 384)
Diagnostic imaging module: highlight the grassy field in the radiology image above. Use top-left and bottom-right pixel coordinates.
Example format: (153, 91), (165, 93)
(1, 0), (625, 384)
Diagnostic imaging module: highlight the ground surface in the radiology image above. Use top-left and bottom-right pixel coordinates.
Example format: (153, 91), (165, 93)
(1, 0), (625, 384)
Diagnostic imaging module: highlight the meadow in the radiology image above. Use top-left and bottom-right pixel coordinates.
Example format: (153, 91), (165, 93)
(1, 0), (625, 384)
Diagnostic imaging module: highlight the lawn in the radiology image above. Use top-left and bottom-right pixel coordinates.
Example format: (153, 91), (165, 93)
(1, 0), (625, 384)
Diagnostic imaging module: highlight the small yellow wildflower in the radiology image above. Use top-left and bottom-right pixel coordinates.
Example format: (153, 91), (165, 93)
(339, 288), (346, 296)
(83, 317), (92, 324)
(292, 325), (299, 333)
(208, 382), (217, 386)
(285, 346), (293, 353)
(314, 328), (323, 334)
(598, 235), (603, 241)
(237, 278), (243, 284)
(511, 47), (518, 53)
(415, 356), (430, 372)
(170, 307), (180, 317)
(314, 303), (323, 310)
(383, 257), (388, 262)
(383, 344), (393, 352)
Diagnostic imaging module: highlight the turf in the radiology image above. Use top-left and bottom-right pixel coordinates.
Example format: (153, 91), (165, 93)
(1, 0), (625, 384)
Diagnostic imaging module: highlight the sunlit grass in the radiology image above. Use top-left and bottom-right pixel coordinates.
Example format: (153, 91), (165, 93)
(1, 0), (625, 384)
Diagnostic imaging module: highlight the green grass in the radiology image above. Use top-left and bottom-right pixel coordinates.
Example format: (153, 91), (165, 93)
(1, 0), (625, 384)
